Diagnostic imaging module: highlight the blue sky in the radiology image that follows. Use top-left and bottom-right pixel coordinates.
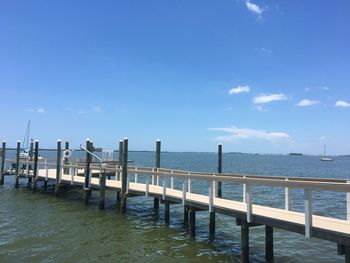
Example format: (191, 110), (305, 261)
(0, 0), (349, 154)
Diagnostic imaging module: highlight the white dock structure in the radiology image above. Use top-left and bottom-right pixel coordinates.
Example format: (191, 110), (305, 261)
(1, 138), (350, 262)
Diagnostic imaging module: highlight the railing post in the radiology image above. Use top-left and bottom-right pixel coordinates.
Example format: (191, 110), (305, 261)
(145, 175), (149, 197)
(70, 162), (74, 185)
(153, 139), (161, 212)
(304, 189), (313, 238)
(182, 179), (186, 205)
(32, 140), (39, 191)
(120, 138), (128, 213)
(285, 178), (291, 211)
(118, 140), (123, 180)
(217, 143), (222, 198)
(0, 141), (6, 185)
(243, 176), (247, 203)
(55, 139), (62, 196)
(83, 139), (92, 204)
(44, 159), (48, 189)
(188, 177), (191, 193)
(15, 140), (20, 188)
(162, 176), (167, 200)
(246, 184), (252, 223)
(209, 179), (215, 239)
(347, 180), (350, 221)
(170, 170), (174, 189)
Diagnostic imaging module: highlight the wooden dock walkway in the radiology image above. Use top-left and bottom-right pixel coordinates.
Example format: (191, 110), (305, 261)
(1, 138), (350, 262)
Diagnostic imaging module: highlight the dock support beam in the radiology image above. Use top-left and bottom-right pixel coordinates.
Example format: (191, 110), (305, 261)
(153, 140), (161, 212)
(189, 207), (196, 237)
(241, 220), (249, 263)
(83, 139), (92, 204)
(55, 140), (62, 196)
(164, 200), (170, 224)
(265, 225), (274, 262)
(0, 141), (6, 185)
(15, 141), (20, 188)
(120, 138), (128, 214)
(31, 140), (39, 192)
(217, 143), (222, 198)
(209, 211), (216, 240)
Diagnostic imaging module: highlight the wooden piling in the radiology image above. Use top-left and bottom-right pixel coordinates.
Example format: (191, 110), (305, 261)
(164, 200), (170, 224)
(345, 246), (350, 263)
(241, 220), (249, 263)
(84, 139), (92, 204)
(209, 211), (216, 239)
(55, 140), (62, 196)
(184, 205), (189, 225)
(265, 225), (274, 262)
(99, 165), (106, 210)
(189, 207), (196, 237)
(32, 140), (39, 191)
(217, 143), (222, 198)
(28, 140), (34, 185)
(15, 141), (20, 188)
(120, 138), (128, 213)
(63, 141), (69, 174)
(154, 139), (161, 212)
(0, 141), (6, 185)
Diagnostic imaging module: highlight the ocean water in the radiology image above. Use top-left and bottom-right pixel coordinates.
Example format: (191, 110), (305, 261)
(0, 150), (349, 262)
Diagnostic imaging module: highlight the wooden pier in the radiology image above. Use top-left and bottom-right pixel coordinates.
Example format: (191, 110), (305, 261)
(1, 138), (350, 262)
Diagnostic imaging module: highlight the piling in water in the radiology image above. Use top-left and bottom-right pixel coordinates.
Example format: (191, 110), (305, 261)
(32, 140), (39, 191)
(0, 141), (6, 185)
(120, 138), (128, 213)
(55, 140), (62, 196)
(15, 141), (20, 188)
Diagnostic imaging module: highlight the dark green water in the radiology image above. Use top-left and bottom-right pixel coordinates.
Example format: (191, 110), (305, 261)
(1, 151), (349, 262)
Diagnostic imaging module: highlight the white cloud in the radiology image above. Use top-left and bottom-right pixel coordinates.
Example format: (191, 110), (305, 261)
(254, 47), (272, 56)
(321, 86), (329, 90)
(319, 136), (326, 141)
(229, 85), (250, 94)
(254, 105), (267, 112)
(253, 93), (288, 104)
(93, 106), (102, 112)
(245, 1), (263, 16)
(335, 100), (350, 107)
(296, 99), (319, 107)
(209, 126), (290, 142)
(305, 87), (310, 92)
(28, 108), (45, 113)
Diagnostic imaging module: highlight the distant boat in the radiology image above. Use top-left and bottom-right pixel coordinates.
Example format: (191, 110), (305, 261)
(320, 144), (333, 161)
(20, 120), (31, 159)
(289, 153), (303, 156)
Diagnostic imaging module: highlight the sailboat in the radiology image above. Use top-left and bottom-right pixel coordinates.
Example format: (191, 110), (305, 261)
(20, 120), (31, 159)
(320, 144), (333, 161)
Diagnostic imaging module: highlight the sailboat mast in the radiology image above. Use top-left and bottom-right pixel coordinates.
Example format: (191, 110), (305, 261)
(22, 120), (31, 149)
